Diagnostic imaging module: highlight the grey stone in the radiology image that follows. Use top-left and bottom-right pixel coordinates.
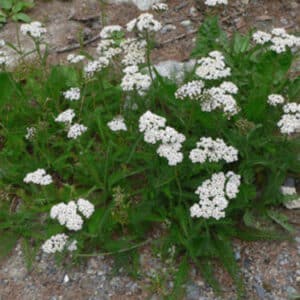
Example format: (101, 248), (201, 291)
(107, 0), (160, 10)
(254, 284), (266, 299)
(186, 282), (202, 300)
(161, 24), (176, 34)
(154, 59), (196, 83)
(180, 20), (193, 27)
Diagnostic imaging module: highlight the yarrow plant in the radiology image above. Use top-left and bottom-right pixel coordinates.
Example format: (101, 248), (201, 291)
(1, 11), (300, 299)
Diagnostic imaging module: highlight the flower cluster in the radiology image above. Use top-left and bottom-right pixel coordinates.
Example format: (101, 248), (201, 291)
(139, 111), (186, 166)
(175, 80), (205, 100)
(25, 127), (36, 140)
(195, 51), (231, 80)
(121, 65), (151, 95)
(121, 39), (147, 66)
(20, 21), (47, 39)
(277, 102), (300, 135)
(41, 233), (69, 254)
(204, 0), (228, 6)
(189, 137), (238, 164)
(107, 116), (128, 132)
(190, 171), (241, 220)
(24, 168), (53, 185)
(126, 13), (162, 33)
(50, 198), (94, 231)
(267, 94), (285, 107)
(253, 28), (300, 53)
(67, 123), (88, 139)
(67, 53), (85, 64)
(100, 25), (123, 39)
(152, 3), (168, 11)
(63, 87), (80, 101)
(55, 109), (75, 124)
(41, 234), (77, 254)
(0, 40), (8, 66)
(97, 39), (122, 60)
(83, 57), (110, 77)
(202, 81), (239, 116)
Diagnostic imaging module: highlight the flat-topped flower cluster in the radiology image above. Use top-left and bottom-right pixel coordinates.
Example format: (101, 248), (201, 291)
(190, 171), (241, 220)
(139, 111), (186, 166)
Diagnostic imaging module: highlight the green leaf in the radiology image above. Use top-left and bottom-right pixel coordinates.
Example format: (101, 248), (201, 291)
(0, 231), (18, 262)
(12, 1), (34, 14)
(170, 256), (189, 298)
(267, 210), (295, 233)
(0, 0), (13, 10)
(191, 16), (228, 57)
(12, 12), (31, 23)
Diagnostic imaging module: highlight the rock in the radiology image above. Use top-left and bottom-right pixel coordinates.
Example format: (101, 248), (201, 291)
(161, 24), (176, 34)
(154, 59), (196, 83)
(107, 0), (160, 10)
(63, 274), (70, 284)
(186, 282), (202, 300)
(180, 20), (192, 27)
(189, 7), (198, 17)
(254, 283), (266, 299)
(286, 286), (297, 296)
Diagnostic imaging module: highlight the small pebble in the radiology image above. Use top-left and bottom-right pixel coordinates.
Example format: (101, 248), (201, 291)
(63, 274), (70, 284)
(180, 20), (192, 27)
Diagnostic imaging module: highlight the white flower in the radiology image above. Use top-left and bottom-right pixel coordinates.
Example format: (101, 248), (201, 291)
(126, 13), (162, 33)
(252, 31), (272, 45)
(277, 102), (300, 135)
(121, 70), (151, 95)
(77, 198), (95, 219)
(175, 80), (205, 100)
(191, 171), (241, 220)
(195, 51), (231, 80)
(67, 54), (85, 64)
(152, 3), (168, 11)
(67, 240), (78, 251)
(139, 111), (185, 166)
(41, 234), (68, 254)
(202, 82), (240, 117)
(139, 110), (166, 133)
(63, 87), (80, 101)
(0, 40), (5, 47)
(50, 199), (94, 231)
(107, 116), (127, 132)
(96, 39), (122, 60)
(121, 38), (147, 66)
(83, 57), (110, 77)
(267, 94), (285, 106)
(100, 25), (123, 39)
(24, 168), (53, 185)
(156, 144), (184, 166)
(20, 21), (47, 39)
(55, 109), (75, 124)
(189, 137), (238, 164)
(67, 123), (87, 139)
(0, 50), (9, 65)
(50, 201), (83, 231)
(25, 127), (36, 140)
(204, 0), (228, 6)
(253, 28), (300, 53)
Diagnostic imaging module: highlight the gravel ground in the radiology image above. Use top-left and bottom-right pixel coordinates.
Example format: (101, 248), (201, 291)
(0, 221), (299, 299)
(0, 0), (300, 299)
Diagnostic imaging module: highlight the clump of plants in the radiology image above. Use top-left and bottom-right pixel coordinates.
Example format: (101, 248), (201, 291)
(0, 3), (299, 298)
(0, 0), (34, 26)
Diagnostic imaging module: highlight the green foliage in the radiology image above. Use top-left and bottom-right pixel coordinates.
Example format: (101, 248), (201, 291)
(0, 14), (299, 299)
(0, 0), (34, 26)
